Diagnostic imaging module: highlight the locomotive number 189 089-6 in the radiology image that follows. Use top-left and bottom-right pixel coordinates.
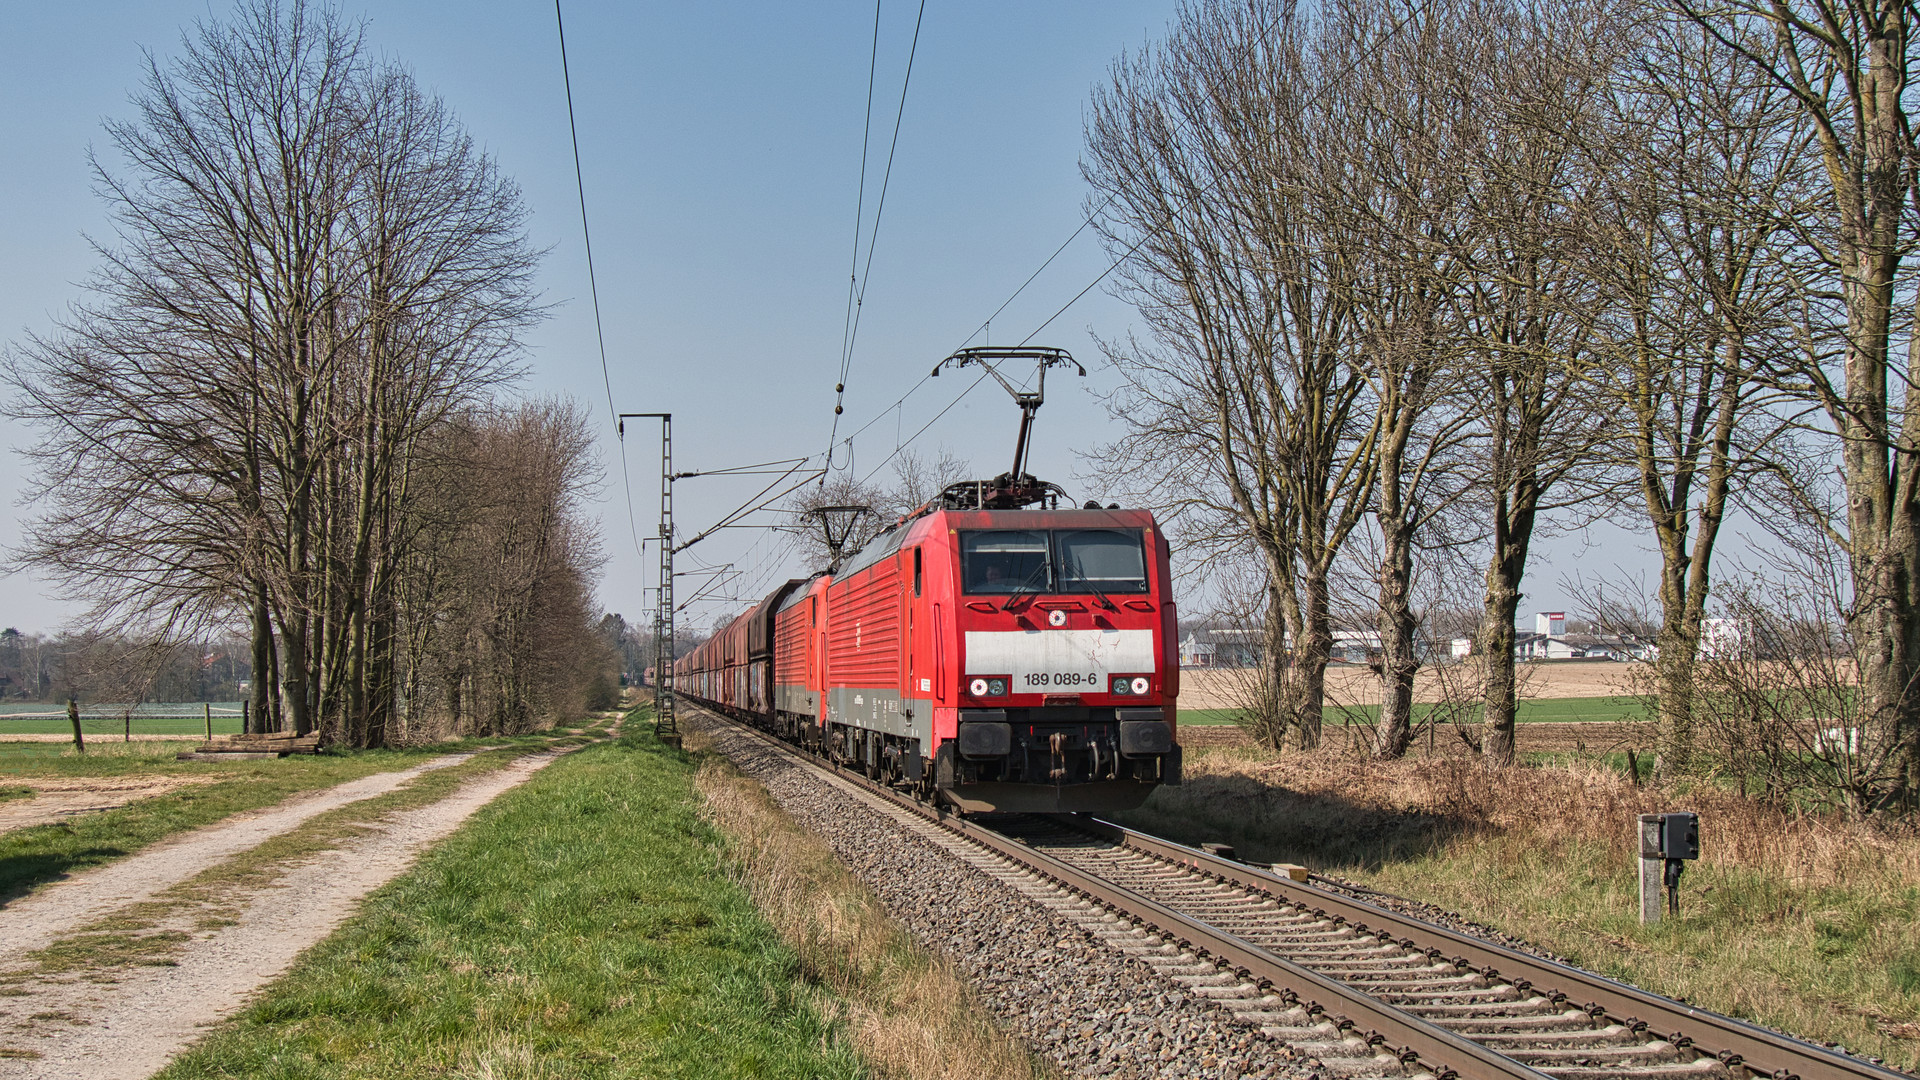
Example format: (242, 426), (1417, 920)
(1022, 671), (1098, 687)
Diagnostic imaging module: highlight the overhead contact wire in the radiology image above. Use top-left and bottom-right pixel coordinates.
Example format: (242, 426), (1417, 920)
(849, 0), (1436, 481)
(826, 0), (886, 471)
(555, 0), (646, 563)
(844, 0), (928, 355)
(827, 0), (929, 477)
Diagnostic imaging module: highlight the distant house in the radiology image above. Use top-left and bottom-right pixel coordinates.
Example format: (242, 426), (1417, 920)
(1183, 626), (1460, 667)
(1512, 611), (1655, 662)
(1698, 616), (1750, 660)
(1180, 629), (1263, 667)
(1328, 628), (1383, 664)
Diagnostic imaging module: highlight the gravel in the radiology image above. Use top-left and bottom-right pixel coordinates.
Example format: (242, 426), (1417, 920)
(690, 713), (1321, 1080)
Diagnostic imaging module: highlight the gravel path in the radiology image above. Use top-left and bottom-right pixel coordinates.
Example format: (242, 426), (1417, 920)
(0, 749), (567, 1079)
(0, 752), (475, 960)
(689, 711), (1323, 1080)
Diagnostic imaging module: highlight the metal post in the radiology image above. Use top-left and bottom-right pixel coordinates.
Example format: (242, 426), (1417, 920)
(652, 599), (664, 712)
(620, 411), (678, 747)
(656, 415), (678, 746)
(1637, 814), (1664, 924)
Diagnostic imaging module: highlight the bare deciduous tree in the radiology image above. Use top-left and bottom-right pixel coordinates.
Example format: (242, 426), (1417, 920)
(1672, 0), (1920, 807)
(1578, 20), (1811, 774)
(4, 0), (591, 748)
(1085, 0), (1377, 750)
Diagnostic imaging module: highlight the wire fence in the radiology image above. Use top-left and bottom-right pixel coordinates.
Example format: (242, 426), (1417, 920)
(0, 703), (246, 739)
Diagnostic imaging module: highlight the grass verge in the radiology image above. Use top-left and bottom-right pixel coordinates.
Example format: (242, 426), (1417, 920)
(1118, 745), (1920, 1069)
(154, 718), (869, 1080)
(685, 725), (1055, 1080)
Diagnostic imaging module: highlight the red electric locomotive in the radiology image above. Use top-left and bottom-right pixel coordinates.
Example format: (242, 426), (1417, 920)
(676, 347), (1182, 813)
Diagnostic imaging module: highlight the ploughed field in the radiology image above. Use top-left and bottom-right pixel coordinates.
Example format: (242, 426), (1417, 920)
(1177, 665), (1663, 753)
(1177, 664), (1642, 712)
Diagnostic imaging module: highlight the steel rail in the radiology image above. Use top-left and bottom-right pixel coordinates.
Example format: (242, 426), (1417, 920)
(931, 804), (1553, 1080)
(1063, 817), (1916, 1080)
(686, 705), (1551, 1080)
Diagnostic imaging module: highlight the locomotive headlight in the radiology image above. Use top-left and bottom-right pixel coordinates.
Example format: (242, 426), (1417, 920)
(1110, 676), (1132, 695)
(970, 678), (989, 697)
(987, 677), (1008, 696)
(1130, 676), (1150, 695)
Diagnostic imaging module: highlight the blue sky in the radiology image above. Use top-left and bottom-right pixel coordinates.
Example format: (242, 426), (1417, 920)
(0, 0), (1676, 635)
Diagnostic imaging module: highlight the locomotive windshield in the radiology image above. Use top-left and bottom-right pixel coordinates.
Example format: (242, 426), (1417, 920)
(960, 529), (1148, 595)
(960, 530), (1051, 594)
(1056, 529), (1148, 593)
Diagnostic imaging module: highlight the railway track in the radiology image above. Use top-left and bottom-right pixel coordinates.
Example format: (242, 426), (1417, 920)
(689, 705), (1915, 1080)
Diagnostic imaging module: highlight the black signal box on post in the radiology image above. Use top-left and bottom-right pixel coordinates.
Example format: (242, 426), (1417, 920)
(1660, 812), (1699, 861)
(1638, 811), (1700, 923)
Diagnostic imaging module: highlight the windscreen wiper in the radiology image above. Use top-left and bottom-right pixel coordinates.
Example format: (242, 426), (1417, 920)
(1067, 550), (1118, 611)
(1085, 581), (1117, 612)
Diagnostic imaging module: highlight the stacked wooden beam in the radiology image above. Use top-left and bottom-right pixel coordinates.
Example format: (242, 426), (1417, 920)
(177, 731), (321, 761)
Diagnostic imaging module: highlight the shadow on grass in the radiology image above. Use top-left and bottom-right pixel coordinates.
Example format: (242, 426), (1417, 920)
(1109, 762), (1489, 874)
(0, 844), (131, 908)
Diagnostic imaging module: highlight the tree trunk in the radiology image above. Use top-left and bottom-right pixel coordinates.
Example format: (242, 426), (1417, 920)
(249, 586), (274, 735)
(1479, 519), (1529, 767)
(1257, 589), (1291, 752)
(1292, 566), (1333, 749)
(1649, 514), (1699, 775)
(1374, 514), (1419, 758)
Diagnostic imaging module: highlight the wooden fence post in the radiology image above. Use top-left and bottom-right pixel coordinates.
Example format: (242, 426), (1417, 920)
(67, 698), (84, 754)
(204, 702), (213, 740)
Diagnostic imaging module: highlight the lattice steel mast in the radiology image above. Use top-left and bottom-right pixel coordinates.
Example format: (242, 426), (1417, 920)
(620, 412), (677, 746)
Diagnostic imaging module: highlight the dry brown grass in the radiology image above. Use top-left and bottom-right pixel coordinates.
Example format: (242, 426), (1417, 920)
(1149, 746), (1920, 890)
(686, 730), (1055, 1080)
(1119, 746), (1920, 1069)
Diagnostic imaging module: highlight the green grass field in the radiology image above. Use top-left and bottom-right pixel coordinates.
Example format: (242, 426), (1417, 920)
(0, 702), (245, 737)
(1179, 694), (1652, 727)
(0, 716), (247, 737)
(156, 721), (867, 1080)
